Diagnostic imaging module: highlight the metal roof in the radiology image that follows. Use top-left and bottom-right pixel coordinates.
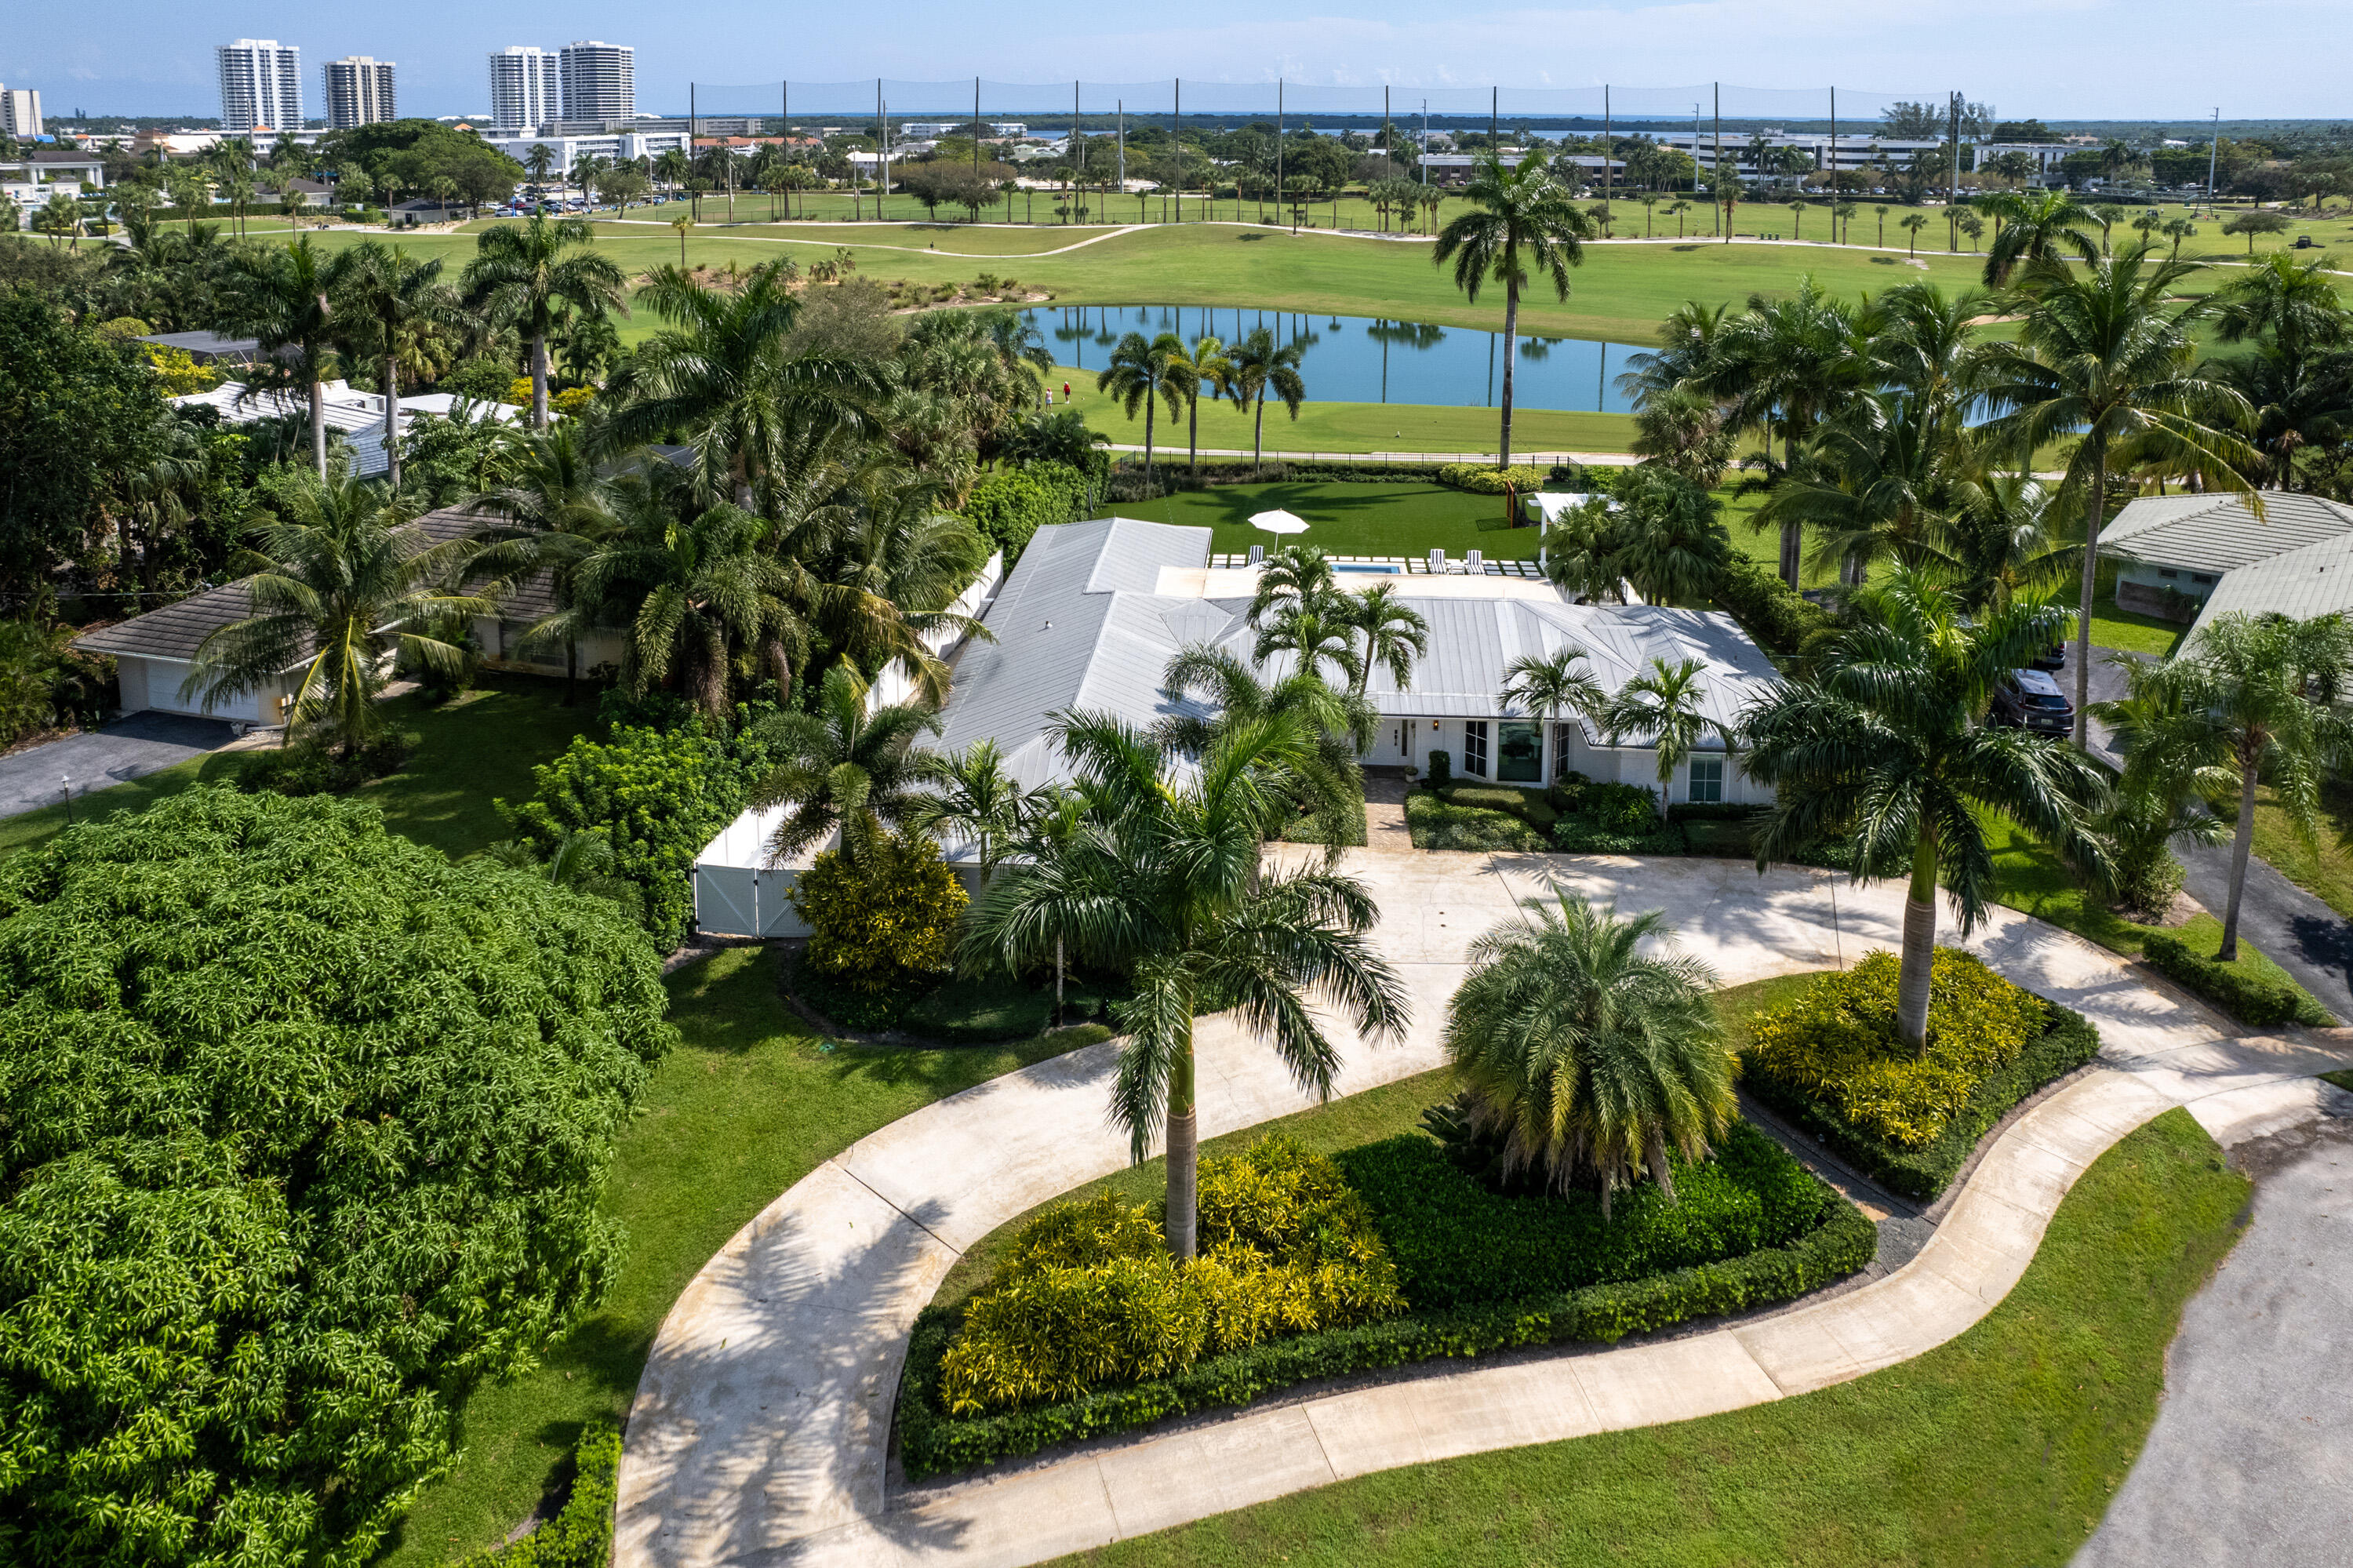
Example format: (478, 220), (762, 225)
(2100, 491), (2353, 576)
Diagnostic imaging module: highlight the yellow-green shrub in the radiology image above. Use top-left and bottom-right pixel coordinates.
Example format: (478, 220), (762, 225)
(1436, 461), (1547, 496)
(1743, 948), (2046, 1149)
(789, 831), (968, 994)
(936, 1137), (1401, 1413)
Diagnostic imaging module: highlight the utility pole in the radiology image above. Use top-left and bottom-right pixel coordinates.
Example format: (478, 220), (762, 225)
(2206, 107), (2220, 214)
(1117, 99), (1124, 216)
(1714, 82), (1723, 242)
(1420, 99), (1427, 190)
(1173, 78), (1180, 222)
(1277, 78), (1284, 218)
(1829, 85), (1837, 233)
(1950, 89), (1963, 250)
(1490, 86), (1497, 147)
(974, 77), (981, 184)
(1602, 84), (1611, 229)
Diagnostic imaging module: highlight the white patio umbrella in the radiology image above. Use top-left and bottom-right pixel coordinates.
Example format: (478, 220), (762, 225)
(1249, 509), (1310, 535)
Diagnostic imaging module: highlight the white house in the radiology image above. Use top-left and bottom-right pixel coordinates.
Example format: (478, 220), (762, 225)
(169, 381), (526, 478)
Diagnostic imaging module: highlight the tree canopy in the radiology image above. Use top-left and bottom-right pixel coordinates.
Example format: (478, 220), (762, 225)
(0, 788), (675, 1566)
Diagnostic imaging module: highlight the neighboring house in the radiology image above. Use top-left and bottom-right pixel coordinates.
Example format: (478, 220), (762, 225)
(75, 508), (626, 724)
(933, 516), (1777, 802)
(168, 380), (526, 478)
(136, 329), (262, 366)
(2100, 490), (2353, 639)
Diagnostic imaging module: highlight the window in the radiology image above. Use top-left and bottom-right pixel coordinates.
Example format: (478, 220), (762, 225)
(1462, 721), (1489, 777)
(2157, 568), (2179, 580)
(1688, 755), (1725, 804)
(1552, 722), (1577, 780)
(1497, 721), (1542, 783)
(2191, 573), (2217, 587)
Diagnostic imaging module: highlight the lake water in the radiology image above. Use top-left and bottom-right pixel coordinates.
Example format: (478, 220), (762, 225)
(1025, 304), (1646, 414)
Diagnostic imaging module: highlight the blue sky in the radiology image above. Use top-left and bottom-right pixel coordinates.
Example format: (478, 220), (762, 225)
(8, 0), (2348, 122)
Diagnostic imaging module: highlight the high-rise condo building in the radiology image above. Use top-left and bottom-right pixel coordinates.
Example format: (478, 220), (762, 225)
(489, 45), (562, 132)
(322, 56), (395, 130)
(217, 39), (303, 134)
(558, 41), (634, 126)
(0, 85), (41, 138)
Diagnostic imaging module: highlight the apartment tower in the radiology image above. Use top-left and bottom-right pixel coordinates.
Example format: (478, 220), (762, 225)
(322, 56), (396, 130)
(557, 41), (634, 126)
(217, 39), (302, 134)
(488, 45), (561, 132)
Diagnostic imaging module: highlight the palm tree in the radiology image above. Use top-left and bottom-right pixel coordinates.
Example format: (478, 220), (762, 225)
(1252, 599), (1366, 692)
(1247, 543), (1338, 628)
(1702, 278), (1865, 585)
(2213, 250), (2353, 364)
(2091, 614), (2353, 960)
(1610, 467), (1733, 604)
(326, 241), (456, 491)
(1443, 892), (1733, 1217)
(184, 470), (489, 752)
(1740, 570), (2110, 1053)
(1980, 189), (2100, 286)
(525, 144), (556, 189)
(908, 738), (1037, 884)
(480, 830), (642, 918)
(1503, 646), (1605, 780)
(1431, 151), (1595, 467)
(1158, 642), (1373, 842)
(1899, 212), (1929, 255)
(1981, 245), (2260, 743)
(460, 422), (623, 700)
(1340, 582), (1429, 700)
(1606, 657), (1733, 808)
(1922, 471), (2080, 615)
(961, 710), (1409, 1258)
(217, 235), (338, 477)
(1096, 329), (1187, 487)
(461, 214), (627, 429)
(1224, 326), (1307, 467)
(1167, 333), (1234, 475)
(751, 663), (942, 866)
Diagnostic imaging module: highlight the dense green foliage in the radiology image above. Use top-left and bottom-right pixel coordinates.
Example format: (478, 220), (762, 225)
(2141, 930), (2335, 1028)
(504, 720), (771, 948)
(313, 120), (526, 211)
(0, 788), (672, 1568)
(790, 830), (969, 994)
(958, 460), (1091, 562)
(1337, 1121), (1829, 1308)
(1404, 788), (1550, 851)
(1711, 555), (1835, 656)
(1547, 772), (1686, 854)
(1435, 462), (1549, 495)
(451, 1424), (619, 1568)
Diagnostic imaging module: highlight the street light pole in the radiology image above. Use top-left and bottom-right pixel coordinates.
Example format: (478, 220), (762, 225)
(2205, 107), (2220, 214)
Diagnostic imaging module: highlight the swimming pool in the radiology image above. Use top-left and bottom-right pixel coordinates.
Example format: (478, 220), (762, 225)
(1330, 562), (1405, 575)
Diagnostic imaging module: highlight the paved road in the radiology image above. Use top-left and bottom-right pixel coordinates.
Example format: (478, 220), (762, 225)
(2077, 1092), (2353, 1568)
(0, 713), (240, 821)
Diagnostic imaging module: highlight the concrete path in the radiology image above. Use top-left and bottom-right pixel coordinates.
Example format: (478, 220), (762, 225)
(613, 851), (2351, 1568)
(0, 712), (240, 821)
(2075, 1081), (2353, 1568)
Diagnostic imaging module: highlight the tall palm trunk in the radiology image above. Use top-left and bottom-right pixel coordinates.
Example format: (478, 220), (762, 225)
(1253, 387), (1266, 465)
(309, 371), (328, 478)
(1778, 427), (1802, 588)
(2072, 443), (2105, 748)
(2220, 748), (2260, 961)
(1166, 1019), (1199, 1260)
(1897, 823), (1939, 1055)
(1188, 391), (1199, 475)
(1498, 276), (1520, 467)
(532, 330), (551, 431)
(382, 347), (401, 490)
(1143, 386), (1156, 488)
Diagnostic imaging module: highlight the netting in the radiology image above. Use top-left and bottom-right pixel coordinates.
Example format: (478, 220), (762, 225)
(681, 79), (1961, 135)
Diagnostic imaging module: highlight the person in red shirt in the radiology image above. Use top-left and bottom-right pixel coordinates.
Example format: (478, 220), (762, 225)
(1062, 381), (1071, 404)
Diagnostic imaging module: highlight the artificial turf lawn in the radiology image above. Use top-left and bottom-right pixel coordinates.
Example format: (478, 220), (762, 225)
(375, 945), (1109, 1567)
(1046, 1108), (2247, 1568)
(0, 674), (595, 860)
(1106, 478), (1537, 558)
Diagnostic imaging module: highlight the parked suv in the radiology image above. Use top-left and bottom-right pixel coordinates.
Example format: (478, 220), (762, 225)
(1991, 668), (2074, 735)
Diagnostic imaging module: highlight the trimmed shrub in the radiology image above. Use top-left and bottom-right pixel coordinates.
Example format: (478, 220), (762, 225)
(454, 1424), (620, 1568)
(1744, 949), (2045, 1150)
(791, 831), (969, 995)
(961, 461), (1089, 564)
(1424, 748), (1451, 788)
(2142, 932), (2333, 1028)
(1406, 790), (1550, 852)
(1546, 773), (1686, 855)
(1442, 783), (1553, 824)
(1436, 461), (1547, 496)
(1714, 555), (1834, 657)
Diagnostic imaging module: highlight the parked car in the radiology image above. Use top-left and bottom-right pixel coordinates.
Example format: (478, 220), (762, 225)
(2030, 640), (2066, 672)
(1991, 668), (2074, 735)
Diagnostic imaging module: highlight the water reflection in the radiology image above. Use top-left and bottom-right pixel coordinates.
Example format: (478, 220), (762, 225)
(1028, 304), (1642, 413)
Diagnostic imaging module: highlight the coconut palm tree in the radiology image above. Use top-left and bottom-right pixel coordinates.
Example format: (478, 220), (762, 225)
(461, 213), (627, 429)
(1503, 646), (1605, 779)
(326, 241), (457, 491)
(2091, 613), (2353, 960)
(751, 663), (943, 866)
(460, 422), (624, 699)
(1167, 333), (1234, 475)
(1740, 570), (2110, 1053)
(184, 470), (489, 752)
(1226, 326), (1308, 466)
(1900, 212), (1929, 255)
(1922, 471), (2080, 615)
(1981, 245), (2260, 743)
(2212, 250), (2353, 364)
(1980, 189), (2100, 286)
(1606, 657), (1734, 808)
(217, 235), (339, 477)
(1443, 892), (1733, 1217)
(1431, 150), (1595, 467)
(1158, 642), (1373, 842)
(1340, 582), (1429, 700)
(1096, 329), (1188, 487)
(960, 710), (1409, 1258)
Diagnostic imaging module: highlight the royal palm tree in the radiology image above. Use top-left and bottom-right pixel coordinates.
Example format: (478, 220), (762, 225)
(461, 214), (627, 429)
(1340, 582), (1429, 700)
(1503, 646), (1605, 779)
(1443, 892), (1733, 1217)
(961, 711), (1409, 1258)
(1702, 279), (1866, 584)
(751, 663), (943, 866)
(1431, 150), (1595, 466)
(2092, 614), (2353, 959)
(1226, 326), (1307, 466)
(1740, 571), (2110, 1053)
(1167, 333), (1234, 475)
(1981, 245), (2260, 743)
(326, 241), (456, 491)
(1096, 329), (1187, 486)
(184, 470), (489, 752)
(218, 235), (339, 476)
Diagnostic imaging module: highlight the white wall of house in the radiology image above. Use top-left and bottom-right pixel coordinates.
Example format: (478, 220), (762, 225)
(2113, 560), (2222, 601)
(114, 654), (293, 724)
(1384, 713), (1758, 805)
(472, 617), (629, 677)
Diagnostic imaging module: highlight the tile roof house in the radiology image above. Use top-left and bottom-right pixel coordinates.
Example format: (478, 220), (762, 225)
(2100, 491), (2353, 639)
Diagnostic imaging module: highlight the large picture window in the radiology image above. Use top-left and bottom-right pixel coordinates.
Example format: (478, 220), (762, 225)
(1462, 720), (1489, 777)
(1688, 755), (1725, 804)
(1497, 721), (1542, 783)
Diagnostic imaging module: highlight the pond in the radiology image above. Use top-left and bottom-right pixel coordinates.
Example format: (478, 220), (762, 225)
(1026, 304), (1646, 414)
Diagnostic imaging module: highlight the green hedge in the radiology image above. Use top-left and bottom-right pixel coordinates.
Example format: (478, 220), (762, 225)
(453, 1424), (619, 1568)
(1547, 773), (1686, 855)
(1437, 461), (1549, 496)
(1743, 1004), (2102, 1202)
(898, 1181), (1874, 1479)
(1713, 555), (1834, 657)
(1405, 790), (1549, 851)
(1441, 783), (1556, 825)
(1337, 1122), (1832, 1308)
(2141, 932), (2334, 1028)
(961, 461), (1089, 565)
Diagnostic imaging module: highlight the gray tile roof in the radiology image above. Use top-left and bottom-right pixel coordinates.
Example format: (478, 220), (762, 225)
(2101, 491), (2353, 575)
(2188, 530), (2353, 640)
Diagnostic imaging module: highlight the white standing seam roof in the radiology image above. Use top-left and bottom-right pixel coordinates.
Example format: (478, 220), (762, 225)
(936, 516), (1781, 790)
(2100, 491), (2353, 576)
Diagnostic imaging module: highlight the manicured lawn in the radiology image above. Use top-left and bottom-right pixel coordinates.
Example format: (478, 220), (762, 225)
(1109, 479), (1540, 560)
(1048, 1108), (2247, 1568)
(2249, 777), (2353, 922)
(2086, 593), (2187, 659)
(376, 946), (1109, 1567)
(0, 675), (594, 860)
